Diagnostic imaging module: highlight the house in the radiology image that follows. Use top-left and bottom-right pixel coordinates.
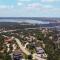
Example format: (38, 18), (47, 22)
(4, 36), (12, 43)
(36, 47), (44, 54)
(36, 47), (47, 58)
(13, 50), (23, 60)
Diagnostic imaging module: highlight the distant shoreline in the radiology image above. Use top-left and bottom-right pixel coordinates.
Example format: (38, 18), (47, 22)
(0, 17), (60, 19)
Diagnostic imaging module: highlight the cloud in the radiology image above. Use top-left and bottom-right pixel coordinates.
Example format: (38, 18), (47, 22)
(0, 5), (7, 8)
(17, 2), (23, 6)
(0, 6), (60, 17)
(0, 0), (60, 17)
(0, 5), (14, 8)
(26, 3), (42, 10)
(26, 3), (52, 10)
(17, 0), (30, 6)
(41, 0), (54, 2)
(41, 0), (60, 2)
(18, 0), (30, 2)
(42, 5), (53, 8)
(24, 2), (60, 15)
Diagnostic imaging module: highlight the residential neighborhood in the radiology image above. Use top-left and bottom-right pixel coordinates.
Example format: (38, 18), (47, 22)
(0, 27), (60, 60)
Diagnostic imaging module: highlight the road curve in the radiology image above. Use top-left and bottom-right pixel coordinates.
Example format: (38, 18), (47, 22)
(14, 38), (31, 55)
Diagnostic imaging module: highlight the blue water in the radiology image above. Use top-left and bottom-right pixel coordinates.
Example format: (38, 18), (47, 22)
(0, 19), (50, 24)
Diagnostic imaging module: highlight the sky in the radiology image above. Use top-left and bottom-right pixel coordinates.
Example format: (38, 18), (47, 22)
(0, 0), (60, 17)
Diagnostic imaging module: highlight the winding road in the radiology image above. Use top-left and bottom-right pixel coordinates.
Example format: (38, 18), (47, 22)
(14, 38), (31, 55)
(14, 37), (46, 60)
(0, 30), (46, 60)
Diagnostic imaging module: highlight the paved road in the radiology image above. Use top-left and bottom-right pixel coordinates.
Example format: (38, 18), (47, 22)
(14, 37), (46, 60)
(14, 38), (31, 55)
(0, 30), (46, 60)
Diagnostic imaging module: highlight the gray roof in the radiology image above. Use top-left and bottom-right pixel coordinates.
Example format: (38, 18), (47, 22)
(36, 47), (45, 54)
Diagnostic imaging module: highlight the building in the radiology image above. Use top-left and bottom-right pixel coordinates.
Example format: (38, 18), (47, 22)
(36, 47), (47, 58)
(13, 50), (23, 60)
(4, 36), (12, 43)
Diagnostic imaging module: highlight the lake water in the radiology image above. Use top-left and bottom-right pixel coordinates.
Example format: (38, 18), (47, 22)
(0, 18), (50, 24)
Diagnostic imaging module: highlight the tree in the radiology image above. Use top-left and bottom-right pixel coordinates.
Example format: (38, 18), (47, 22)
(28, 55), (32, 60)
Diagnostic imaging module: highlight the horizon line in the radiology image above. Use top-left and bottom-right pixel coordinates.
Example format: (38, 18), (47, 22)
(0, 17), (60, 18)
